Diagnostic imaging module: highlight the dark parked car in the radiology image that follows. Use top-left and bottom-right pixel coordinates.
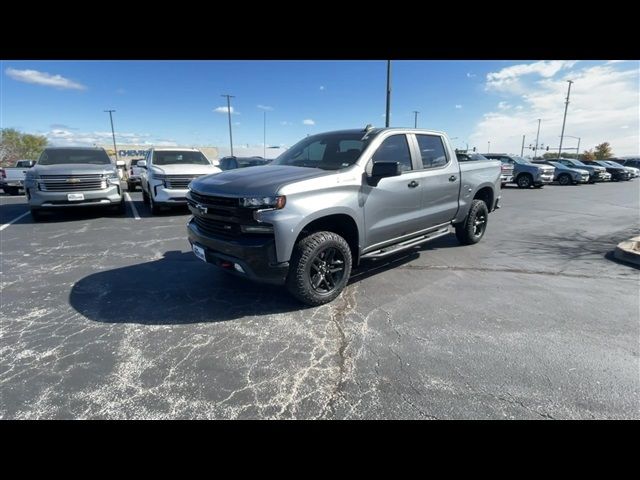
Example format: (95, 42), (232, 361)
(580, 159), (631, 181)
(218, 156), (271, 171)
(482, 153), (554, 188)
(617, 158), (640, 169)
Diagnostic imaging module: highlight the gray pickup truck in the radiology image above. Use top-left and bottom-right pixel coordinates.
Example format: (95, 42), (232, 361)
(24, 147), (125, 221)
(187, 127), (501, 305)
(482, 153), (555, 188)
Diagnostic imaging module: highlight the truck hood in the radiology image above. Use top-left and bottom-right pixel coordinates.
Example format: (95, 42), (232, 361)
(150, 164), (221, 176)
(32, 164), (117, 176)
(190, 165), (330, 197)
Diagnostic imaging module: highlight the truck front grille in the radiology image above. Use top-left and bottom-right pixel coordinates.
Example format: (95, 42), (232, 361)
(189, 191), (239, 207)
(192, 215), (240, 237)
(39, 174), (105, 191)
(164, 175), (203, 189)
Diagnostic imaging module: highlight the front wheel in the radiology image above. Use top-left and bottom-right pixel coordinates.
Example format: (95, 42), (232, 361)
(4, 186), (21, 196)
(517, 174), (533, 188)
(286, 231), (353, 306)
(455, 199), (488, 245)
(30, 208), (43, 222)
(558, 173), (572, 186)
(149, 194), (160, 215)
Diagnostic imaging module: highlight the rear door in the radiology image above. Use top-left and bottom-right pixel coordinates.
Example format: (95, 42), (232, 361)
(410, 133), (460, 226)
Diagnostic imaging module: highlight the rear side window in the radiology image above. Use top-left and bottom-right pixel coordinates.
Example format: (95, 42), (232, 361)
(371, 135), (412, 171)
(415, 135), (448, 169)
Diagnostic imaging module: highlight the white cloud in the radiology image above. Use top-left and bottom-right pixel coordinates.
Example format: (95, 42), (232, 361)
(280, 121), (292, 126)
(41, 129), (163, 147)
(303, 119), (315, 125)
(486, 61), (577, 93)
(5, 67), (86, 90)
(257, 104), (273, 111)
(498, 101), (511, 110)
(466, 73), (476, 78)
(319, 86), (325, 91)
(470, 63), (640, 156)
(213, 106), (239, 115)
(455, 104), (462, 109)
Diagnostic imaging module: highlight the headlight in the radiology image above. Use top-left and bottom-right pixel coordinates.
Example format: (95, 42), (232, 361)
(240, 195), (286, 209)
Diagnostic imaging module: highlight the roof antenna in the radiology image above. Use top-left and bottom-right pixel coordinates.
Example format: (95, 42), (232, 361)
(364, 123), (373, 132)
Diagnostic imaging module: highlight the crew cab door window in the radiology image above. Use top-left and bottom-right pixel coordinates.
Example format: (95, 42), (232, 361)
(371, 134), (413, 172)
(415, 134), (448, 169)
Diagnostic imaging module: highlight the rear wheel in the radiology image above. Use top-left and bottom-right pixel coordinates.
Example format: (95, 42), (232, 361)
(517, 174), (533, 188)
(4, 186), (20, 196)
(127, 181), (136, 192)
(286, 231), (352, 306)
(455, 199), (488, 245)
(142, 188), (149, 204)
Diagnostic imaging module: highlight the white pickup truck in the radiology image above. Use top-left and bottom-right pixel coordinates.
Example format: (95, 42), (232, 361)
(139, 147), (221, 214)
(0, 160), (36, 195)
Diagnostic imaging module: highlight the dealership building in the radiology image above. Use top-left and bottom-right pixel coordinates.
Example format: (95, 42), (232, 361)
(99, 144), (286, 165)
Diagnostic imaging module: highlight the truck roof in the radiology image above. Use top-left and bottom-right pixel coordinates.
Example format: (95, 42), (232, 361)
(313, 127), (447, 138)
(43, 146), (106, 151)
(151, 147), (201, 152)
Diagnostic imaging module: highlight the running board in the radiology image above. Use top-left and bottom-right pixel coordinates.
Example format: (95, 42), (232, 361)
(361, 227), (451, 259)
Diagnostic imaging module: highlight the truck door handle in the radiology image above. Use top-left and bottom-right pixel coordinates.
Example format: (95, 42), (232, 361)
(449, 175), (457, 182)
(408, 180), (419, 188)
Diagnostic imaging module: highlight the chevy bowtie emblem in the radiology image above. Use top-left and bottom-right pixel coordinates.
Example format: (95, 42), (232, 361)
(195, 203), (207, 215)
(66, 178), (81, 183)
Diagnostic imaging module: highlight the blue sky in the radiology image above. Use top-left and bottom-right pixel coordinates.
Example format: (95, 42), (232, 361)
(1, 60), (638, 155)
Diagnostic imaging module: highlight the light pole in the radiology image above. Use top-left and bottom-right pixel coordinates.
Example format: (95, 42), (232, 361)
(487, 141), (491, 153)
(413, 110), (419, 128)
(385, 60), (391, 128)
(221, 94), (235, 156)
(263, 110), (266, 159)
(104, 109), (118, 162)
(533, 118), (542, 160)
(557, 80), (574, 159)
(562, 135), (581, 158)
(520, 135), (525, 157)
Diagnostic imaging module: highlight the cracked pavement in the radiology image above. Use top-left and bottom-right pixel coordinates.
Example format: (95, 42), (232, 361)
(1, 181), (639, 419)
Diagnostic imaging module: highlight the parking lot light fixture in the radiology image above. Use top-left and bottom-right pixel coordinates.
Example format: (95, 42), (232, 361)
(558, 80), (574, 159)
(221, 94), (235, 156)
(104, 109), (118, 162)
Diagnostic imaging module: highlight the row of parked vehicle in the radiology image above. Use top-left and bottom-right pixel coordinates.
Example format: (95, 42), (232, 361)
(455, 152), (639, 188)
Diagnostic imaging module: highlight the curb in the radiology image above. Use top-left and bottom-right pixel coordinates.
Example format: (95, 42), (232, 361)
(614, 236), (640, 266)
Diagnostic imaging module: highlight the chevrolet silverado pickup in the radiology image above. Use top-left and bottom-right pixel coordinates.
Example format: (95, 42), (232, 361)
(187, 127), (502, 305)
(139, 147), (221, 214)
(24, 147), (125, 221)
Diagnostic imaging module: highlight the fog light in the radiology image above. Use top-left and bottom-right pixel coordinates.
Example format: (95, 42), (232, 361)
(234, 264), (245, 273)
(241, 224), (274, 234)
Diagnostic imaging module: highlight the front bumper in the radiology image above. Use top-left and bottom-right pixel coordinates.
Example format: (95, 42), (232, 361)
(535, 173), (554, 185)
(1, 180), (24, 188)
(152, 185), (189, 205)
(187, 218), (289, 285)
(500, 174), (513, 183)
(27, 185), (123, 208)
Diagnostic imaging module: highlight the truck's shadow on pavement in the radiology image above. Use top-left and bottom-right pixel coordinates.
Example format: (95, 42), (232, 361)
(69, 236), (463, 325)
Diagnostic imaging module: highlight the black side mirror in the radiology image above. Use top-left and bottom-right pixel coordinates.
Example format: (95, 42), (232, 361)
(369, 162), (402, 186)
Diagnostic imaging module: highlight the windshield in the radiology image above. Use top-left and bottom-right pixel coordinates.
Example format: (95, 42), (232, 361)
(272, 132), (370, 170)
(152, 151), (210, 166)
(569, 159), (587, 166)
(510, 156), (531, 164)
(548, 161), (563, 168)
(39, 149), (111, 166)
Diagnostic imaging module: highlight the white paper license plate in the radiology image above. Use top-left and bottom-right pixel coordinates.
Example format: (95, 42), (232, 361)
(67, 193), (85, 201)
(192, 244), (206, 262)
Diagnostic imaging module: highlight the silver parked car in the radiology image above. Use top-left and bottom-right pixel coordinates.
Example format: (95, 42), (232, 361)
(543, 160), (590, 185)
(24, 147), (125, 221)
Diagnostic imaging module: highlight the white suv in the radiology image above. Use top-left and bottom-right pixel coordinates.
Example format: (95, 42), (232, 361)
(139, 147), (221, 214)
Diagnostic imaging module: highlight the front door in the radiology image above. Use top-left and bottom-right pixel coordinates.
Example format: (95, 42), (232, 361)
(361, 134), (426, 249)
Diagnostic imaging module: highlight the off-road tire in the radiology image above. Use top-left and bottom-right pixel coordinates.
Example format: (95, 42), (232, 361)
(455, 199), (488, 245)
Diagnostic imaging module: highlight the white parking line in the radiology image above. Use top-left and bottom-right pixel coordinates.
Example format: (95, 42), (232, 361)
(0, 211), (30, 231)
(124, 192), (140, 220)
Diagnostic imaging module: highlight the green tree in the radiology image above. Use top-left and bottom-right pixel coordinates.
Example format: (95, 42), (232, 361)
(582, 149), (596, 161)
(0, 128), (48, 166)
(594, 142), (613, 159)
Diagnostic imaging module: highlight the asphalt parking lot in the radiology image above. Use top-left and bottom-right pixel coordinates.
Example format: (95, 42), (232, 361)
(1, 181), (638, 419)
